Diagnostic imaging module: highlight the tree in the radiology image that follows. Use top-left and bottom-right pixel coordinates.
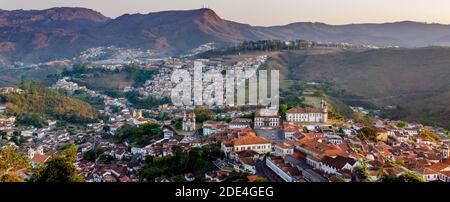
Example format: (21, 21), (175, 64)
(0, 146), (30, 182)
(397, 172), (426, 182)
(240, 113), (255, 120)
(11, 135), (20, 146)
(103, 125), (111, 133)
(379, 171), (426, 182)
(157, 112), (173, 121)
(419, 128), (440, 142)
(353, 112), (375, 127)
(4, 83), (98, 125)
(140, 145), (220, 181)
(31, 144), (83, 182)
(0, 131), (6, 140)
(173, 175), (187, 182)
(396, 121), (409, 128)
(83, 148), (106, 162)
(226, 172), (249, 182)
(98, 154), (115, 164)
(352, 159), (370, 182)
(194, 106), (215, 123)
(19, 80), (30, 91)
(253, 177), (270, 182)
(115, 123), (162, 147)
(358, 127), (378, 141)
(279, 104), (288, 118)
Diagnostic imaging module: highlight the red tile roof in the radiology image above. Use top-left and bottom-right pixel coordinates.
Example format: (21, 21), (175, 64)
(234, 134), (270, 146)
(31, 154), (50, 164)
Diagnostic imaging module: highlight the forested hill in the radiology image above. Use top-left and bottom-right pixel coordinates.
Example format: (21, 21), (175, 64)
(0, 82), (98, 127)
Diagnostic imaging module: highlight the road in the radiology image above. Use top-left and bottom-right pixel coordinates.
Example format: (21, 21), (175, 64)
(255, 160), (283, 182)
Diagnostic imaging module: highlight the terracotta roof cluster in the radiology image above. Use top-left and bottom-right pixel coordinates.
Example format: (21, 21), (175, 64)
(321, 155), (356, 169)
(269, 156), (301, 177)
(233, 134), (270, 146)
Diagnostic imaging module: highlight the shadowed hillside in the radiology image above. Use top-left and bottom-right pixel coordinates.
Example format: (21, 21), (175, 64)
(265, 47), (450, 128)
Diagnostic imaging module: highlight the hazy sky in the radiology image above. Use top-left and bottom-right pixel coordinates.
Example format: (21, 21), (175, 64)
(1, 0), (450, 26)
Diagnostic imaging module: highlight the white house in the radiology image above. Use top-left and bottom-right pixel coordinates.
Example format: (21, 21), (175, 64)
(266, 156), (301, 182)
(274, 143), (294, 157)
(286, 99), (328, 123)
(319, 155), (359, 175)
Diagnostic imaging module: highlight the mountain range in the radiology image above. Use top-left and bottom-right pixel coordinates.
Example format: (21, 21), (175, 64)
(3, 7), (450, 64)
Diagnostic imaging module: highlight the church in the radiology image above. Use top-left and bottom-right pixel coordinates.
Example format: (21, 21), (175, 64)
(286, 99), (328, 123)
(182, 112), (196, 131)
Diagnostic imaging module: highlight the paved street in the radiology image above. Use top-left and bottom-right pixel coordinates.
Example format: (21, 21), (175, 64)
(256, 160), (283, 182)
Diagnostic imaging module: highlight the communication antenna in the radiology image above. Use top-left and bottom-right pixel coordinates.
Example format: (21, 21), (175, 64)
(201, 4), (210, 9)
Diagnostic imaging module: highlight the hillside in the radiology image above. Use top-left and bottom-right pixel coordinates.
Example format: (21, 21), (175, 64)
(265, 47), (450, 128)
(1, 82), (98, 126)
(3, 8), (450, 64)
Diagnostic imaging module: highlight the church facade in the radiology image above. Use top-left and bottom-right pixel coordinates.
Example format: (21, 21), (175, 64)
(182, 112), (196, 131)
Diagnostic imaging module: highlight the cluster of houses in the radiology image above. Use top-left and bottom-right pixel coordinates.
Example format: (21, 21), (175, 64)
(201, 104), (450, 182)
(1, 52), (449, 184)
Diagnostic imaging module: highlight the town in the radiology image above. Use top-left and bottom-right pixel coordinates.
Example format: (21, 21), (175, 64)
(0, 53), (449, 183)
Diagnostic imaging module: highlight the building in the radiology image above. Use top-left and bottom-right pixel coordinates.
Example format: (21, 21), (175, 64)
(442, 144), (449, 160)
(266, 156), (302, 182)
(286, 99), (328, 123)
(221, 133), (272, 154)
(319, 155), (359, 175)
(0, 87), (24, 94)
(274, 143), (294, 157)
(229, 118), (252, 129)
(182, 112), (196, 132)
(239, 157), (257, 174)
(202, 121), (228, 136)
(254, 108), (280, 129)
(163, 128), (174, 139)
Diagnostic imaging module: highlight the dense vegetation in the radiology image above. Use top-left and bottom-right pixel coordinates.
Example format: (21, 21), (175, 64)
(114, 123), (162, 147)
(194, 106), (216, 123)
(72, 90), (105, 109)
(0, 146), (30, 182)
(266, 48), (450, 128)
(83, 148), (107, 162)
(61, 64), (158, 91)
(378, 171), (426, 182)
(140, 145), (223, 181)
(419, 128), (441, 142)
(1, 81), (98, 127)
(123, 64), (158, 87)
(31, 144), (84, 182)
(199, 40), (344, 58)
(357, 127), (378, 141)
(125, 91), (170, 109)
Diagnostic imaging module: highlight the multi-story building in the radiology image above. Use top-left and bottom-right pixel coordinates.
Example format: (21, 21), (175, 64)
(254, 108), (280, 129)
(286, 99), (328, 123)
(221, 133), (272, 154)
(182, 112), (196, 132)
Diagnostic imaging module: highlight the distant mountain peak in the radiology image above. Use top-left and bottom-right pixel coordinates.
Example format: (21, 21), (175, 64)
(3, 7), (450, 64)
(0, 7), (110, 24)
(39, 7), (110, 22)
(198, 8), (222, 21)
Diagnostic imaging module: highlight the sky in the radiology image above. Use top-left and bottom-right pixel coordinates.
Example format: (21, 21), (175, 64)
(1, 0), (450, 26)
